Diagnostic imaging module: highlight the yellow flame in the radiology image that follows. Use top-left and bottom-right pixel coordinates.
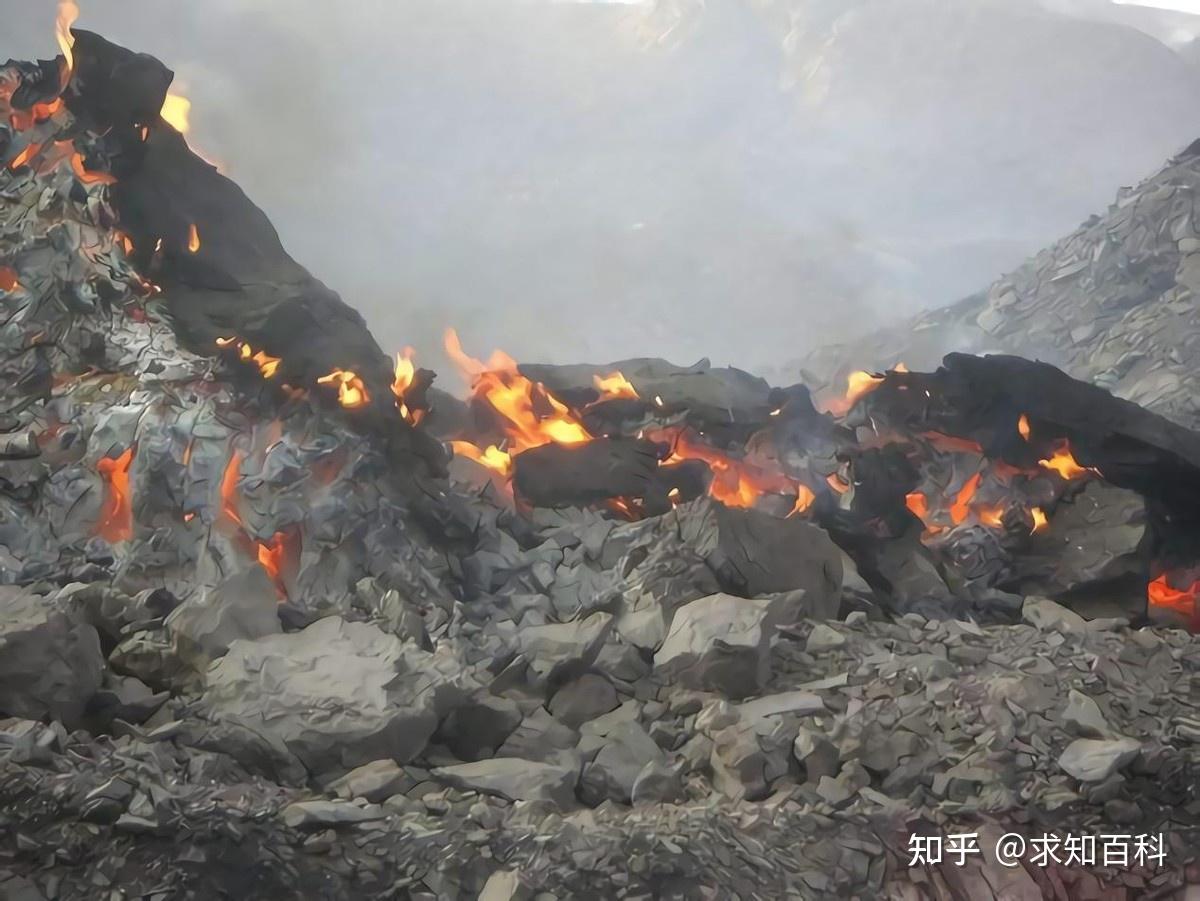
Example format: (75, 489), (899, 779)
(55, 1), (79, 88)
(160, 93), (191, 133)
(187, 223), (200, 253)
(593, 370), (638, 401)
(1031, 507), (1048, 533)
(1018, 414), (1031, 441)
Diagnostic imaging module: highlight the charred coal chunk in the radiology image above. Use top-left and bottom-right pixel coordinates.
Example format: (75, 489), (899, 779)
(62, 30), (173, 131)
(512, 438), (663, 509)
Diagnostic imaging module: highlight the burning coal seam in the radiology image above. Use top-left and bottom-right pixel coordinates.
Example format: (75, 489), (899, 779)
(2, 13), (1200, 901)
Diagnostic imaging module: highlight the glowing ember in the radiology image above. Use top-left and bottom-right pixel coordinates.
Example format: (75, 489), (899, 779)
(70, 152), (116, 185)
(220, 450), (244, 528)
(256, 531), (293, 599)
(160, 93), (191, 133)
(1017, 414), (1031, 441)
(8, 142), (41, 171)
(1030, 507), (1048, 533)
(593, 371), (638, 401)
(96, 446), (134, 543)
(905, 491), (929, 520)
(1038, 439), (1096, 480)
(317, 369), (370, 408)
(949, 473), (982, 525)
(55, 0), (79, 89)
(0, 266), (18, 293)
(667, 431), (800, 510)
(451, 440), (513, 477)
(187, 223), (200, 253)
(1148, 573), (1200, 627)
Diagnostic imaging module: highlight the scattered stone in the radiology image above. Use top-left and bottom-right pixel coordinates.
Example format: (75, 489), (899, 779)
(1058, 738), (1141, 782)
(654, 594), (773, 699)
(433, 758), (578, 810)
(548, 673), (619, 728)
(281, 800), (386, 829)
(326, 760), (413, 803)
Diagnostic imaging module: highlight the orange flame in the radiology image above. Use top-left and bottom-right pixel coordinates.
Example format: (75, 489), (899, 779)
(451, 440), (513, 477)
(445, 329), (589, 451)
(317, 369), (370, 408)
(789, 484), (816, 517)
(845, 370), (884, 407)
(8, 142), (41, 171)
(160, 93), (191, 133)
(55, 0), (79, 90)
(668, 431), (799, 509)
(905, 491), (929, 520)
(187, 223), (200, 253)
(391, 347), (424, 423)
(9, 98), (64, 132)
(1017, 414), (1031, 441)
(256, 531), (293, 599)
(0, 267), (18, 293)
(949, 472), (982, 526)
(1038, 440), (1095, 480)
(220, 450), (244, 528)
(70, 151), (116, 185)
(1148, 573), (1200, 626)
(977, 504), (1006, 529)
(1031, 507), (1048, 533)
(96, 446), (134, 543)
(216, 337), (281, 380)
(593, 371), (638, 401)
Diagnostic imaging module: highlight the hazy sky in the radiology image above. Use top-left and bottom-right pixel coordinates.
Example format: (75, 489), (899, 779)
(6, 0), (1200, 383)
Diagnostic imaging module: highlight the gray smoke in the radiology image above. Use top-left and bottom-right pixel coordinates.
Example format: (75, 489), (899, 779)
(6, 0), (1200, 386)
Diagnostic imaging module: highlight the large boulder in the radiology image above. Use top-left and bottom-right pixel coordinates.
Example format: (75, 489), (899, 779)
(0, 589), (104, 729)
(654, 593), (774, 698)
(199, 616), (475, 774)
(433, 758), (578, 809)
(165, 567), (281, 671)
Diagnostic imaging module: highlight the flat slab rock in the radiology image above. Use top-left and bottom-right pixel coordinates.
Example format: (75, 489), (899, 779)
(433, 758), (578, 809)
(199, 616), (475, 773)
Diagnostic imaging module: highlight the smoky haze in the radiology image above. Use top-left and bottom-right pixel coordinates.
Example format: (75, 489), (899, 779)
(7, 0), (1200, 386)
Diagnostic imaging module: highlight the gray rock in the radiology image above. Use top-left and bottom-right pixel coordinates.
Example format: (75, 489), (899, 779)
(0, 589), (103, 729)
(433, 758), (578, 809)
(805, 623), (846, 653)
(200, 616), (474, 774)
(1022, 596), (1086, 633)
(326, 760), (412, 802)
(1058, 738), (1141, 782)
(436, 694), (523, 761)
(580, 721), (664, 804)
(478, 869), (529, 901)
(496, 708), (580, 762)
(548, 674), (619, 728)
(165, 567), (280, 670)
(86, 673), (168, 728)
(1063, 689), (1110, 738)
(710, 714), (795, 802)
(280, 800), (386, 829)
(630, 758), (682, 805)
(654, 593), (773, 699)
(737, 691), (825, 721)
(793, 726), (840, 782)
(518, 612), (613, 682)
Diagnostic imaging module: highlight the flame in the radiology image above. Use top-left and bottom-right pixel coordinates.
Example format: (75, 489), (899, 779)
(96, 446), (134, 543)
(845, 370), (884, 406)
(220, 450), (244, 528)
(160, 93), (191, 133)
(977, 505), (1006, 529)
(1018, 414), (1031, 441)
(392, 348), (416, 398)
(216, 337), (281, 380)
(1038, 440), (1095, 480)
(668, 431), (799, 509)
(949, 473), (982, 525)
(8, 142), (41, 171)
(55, 0), (79, 89)
(256, 532), (292, 598)
(905, 491), (929, 520)
(187, 223), (200, 253)
(445, 329), (590, 451)
(1031, 506), (1048, 533)
(70, 152), (116, 186)
(451, 440), (513, 477)
(317, 369), (370, 408)
(826, 473), (850, 495)
(9, 98), (64, 132)
(0, 267), (18, 293)
(593, 370), (639, 401)
(1148, 573), (1200, 626)
(789, 484), (816, 517)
